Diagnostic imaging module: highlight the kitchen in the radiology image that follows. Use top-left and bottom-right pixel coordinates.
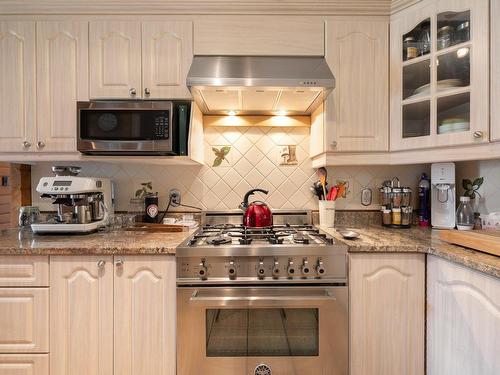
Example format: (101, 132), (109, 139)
(0, 0), (499, 375)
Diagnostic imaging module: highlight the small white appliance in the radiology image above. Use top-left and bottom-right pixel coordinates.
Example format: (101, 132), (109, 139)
(431, 162), (456, 229)
(31, 172), (114, 234)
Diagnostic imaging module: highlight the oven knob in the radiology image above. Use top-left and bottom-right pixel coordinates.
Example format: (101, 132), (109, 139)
(316, 258), (326, 277)
(287, 259), (296, 277)
(198, 260), (208, 280)
(301, 258), (311, 276)
(228, 259), (237, 279)
(257, 259), (266, 279)
(272, 259), (280, 278)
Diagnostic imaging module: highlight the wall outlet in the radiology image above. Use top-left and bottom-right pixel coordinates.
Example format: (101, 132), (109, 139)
(169, 189), (181, 205)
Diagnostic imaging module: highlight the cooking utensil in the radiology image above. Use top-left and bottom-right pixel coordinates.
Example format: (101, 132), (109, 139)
(317, 167), (328, 199)
(240, 188), (273, 227)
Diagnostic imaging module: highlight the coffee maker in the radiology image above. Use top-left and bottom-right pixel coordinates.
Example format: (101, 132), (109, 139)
(431, 162), (456, 229)
(31, 166), (114, 234)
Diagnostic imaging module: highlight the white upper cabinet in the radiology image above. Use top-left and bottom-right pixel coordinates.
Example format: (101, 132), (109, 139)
(90, 21), (142, 99)
(0, 21), (36, 152)
(142, 21), (192, 99)
(36, 21), (88, 152)
(492, 0), (500, 142)
(324, 18), (389, 152)
(390, 0), (489, 151)
(427, 256), (500, 375)
(194, 17), (324, 56)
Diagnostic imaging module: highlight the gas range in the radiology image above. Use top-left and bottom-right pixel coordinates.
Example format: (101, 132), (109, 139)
(176, 210), (348, 285)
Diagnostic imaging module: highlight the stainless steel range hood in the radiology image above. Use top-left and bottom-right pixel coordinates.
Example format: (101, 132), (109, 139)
(187, 56), (335, 116)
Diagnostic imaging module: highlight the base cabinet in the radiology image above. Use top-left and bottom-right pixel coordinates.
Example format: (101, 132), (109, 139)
(427, 256), (500, 375)
(349, 253), (425, 375)
(0, 354), (48, 375)
(50, 255), (176, 375)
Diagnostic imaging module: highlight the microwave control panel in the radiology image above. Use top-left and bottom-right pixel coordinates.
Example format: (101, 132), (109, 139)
(154, 113), (170, 139)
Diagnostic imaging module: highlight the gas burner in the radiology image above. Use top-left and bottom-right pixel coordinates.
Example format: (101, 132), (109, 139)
(238, 238), (253, 245)
(292, 233), (310, 244)
(207, 223), (237, 230)
(268, 236), (284, 244)
(206, 236), (232, 245)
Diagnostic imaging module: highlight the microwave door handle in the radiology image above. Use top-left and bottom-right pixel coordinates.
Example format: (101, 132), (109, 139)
(189, 288), (336, 306)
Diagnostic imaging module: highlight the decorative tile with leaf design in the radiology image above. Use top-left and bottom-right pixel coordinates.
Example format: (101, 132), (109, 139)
(211, 146), (231, 167)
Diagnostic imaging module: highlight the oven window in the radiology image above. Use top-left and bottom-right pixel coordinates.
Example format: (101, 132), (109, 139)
(80, 110), (170, 140)
(206, 308), (319, 357)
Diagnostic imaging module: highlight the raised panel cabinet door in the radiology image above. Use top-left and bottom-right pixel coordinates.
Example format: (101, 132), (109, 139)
(142, 21), (192, 99)
(0, 354), (48, 375)
(50, 256), (113, 375)
(0, 21), (36, 152)
(114, 256), (176, 375)
(349, 253), (425, 375)
(89, 21), (141, 99)
(325, 19), (389, 152)
(492, 0), (500, 142)
(427, 256), (500, 375)
(0, 256), (49, 286)
(0, 288), (49, 353)
(36, 21), (88, 152)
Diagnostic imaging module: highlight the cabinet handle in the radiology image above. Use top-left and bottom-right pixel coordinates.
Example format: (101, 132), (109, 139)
(330, 141), (337, 150)
(144, 88), (151, 96)
(97, 260), (106, 268)
(473, 131), (484, 139)
(129, 88), (137, 96)
(37, 141), (45, 149)
(115, 258), (124, 267)
(22, 141), (31, 148)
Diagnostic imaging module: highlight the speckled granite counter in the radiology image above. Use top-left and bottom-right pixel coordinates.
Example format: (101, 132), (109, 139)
(0, 228), (195, 255)
(318, 225), (500, 278)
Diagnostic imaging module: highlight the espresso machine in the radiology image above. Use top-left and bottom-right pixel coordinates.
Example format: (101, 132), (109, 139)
(431, 162), (456, 229)
(31, 166), (114, 234)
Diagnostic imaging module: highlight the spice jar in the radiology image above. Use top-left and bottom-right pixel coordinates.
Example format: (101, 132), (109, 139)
(392, 208), (402, 225)
(379, 187), (392, 207)
(382, 209), (392, 226)
(403, 36), (419, 60)
(391, 187), (403, 208)
(401, 207), (413, 226)
(401, 187), (412, 207)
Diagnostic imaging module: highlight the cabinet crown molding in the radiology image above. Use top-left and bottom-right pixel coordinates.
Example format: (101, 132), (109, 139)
(0, 0), (395, 15)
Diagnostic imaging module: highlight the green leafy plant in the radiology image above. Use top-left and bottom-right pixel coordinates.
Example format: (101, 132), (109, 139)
(462, 177), (484, 199)
(212, 146), (231, 167)
(135, 181), (153, 198)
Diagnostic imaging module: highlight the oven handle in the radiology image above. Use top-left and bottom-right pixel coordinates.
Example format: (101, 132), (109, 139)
(189, 288), (337, 305)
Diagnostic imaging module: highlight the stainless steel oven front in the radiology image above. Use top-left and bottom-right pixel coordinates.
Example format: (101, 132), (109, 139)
(177, 285), (348, 375)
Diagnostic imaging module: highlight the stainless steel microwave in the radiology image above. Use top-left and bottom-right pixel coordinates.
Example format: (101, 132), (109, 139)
(77, 101), (191, 156)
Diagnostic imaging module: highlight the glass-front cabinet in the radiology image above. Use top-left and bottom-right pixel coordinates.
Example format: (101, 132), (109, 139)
(390, 0), (489, 151)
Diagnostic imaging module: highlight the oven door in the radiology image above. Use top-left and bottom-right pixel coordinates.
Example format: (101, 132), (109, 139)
(77, 101), (173, 154)
(177, 286), (348, 375)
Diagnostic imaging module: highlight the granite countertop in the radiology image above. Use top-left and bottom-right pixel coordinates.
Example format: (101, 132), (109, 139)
(319, 225), (500, 279)
(0, 228), (195, 255)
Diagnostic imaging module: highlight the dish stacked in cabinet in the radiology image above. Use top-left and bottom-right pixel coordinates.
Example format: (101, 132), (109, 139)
(0, 256), (49, 374)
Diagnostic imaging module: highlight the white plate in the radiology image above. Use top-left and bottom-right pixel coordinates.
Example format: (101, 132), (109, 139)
(438, 121), (470, 134)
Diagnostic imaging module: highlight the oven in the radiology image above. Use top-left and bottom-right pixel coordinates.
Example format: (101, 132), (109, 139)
(77, 100), (191, 155)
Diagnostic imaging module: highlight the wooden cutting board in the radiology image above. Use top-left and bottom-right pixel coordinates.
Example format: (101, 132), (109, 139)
(131, 222), (186, 233)
(439, 230), (500, 257)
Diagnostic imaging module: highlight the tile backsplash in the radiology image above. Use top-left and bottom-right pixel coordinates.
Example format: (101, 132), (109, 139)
(32, 126), (430, 212)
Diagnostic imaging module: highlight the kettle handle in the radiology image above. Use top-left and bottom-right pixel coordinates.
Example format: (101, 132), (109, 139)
(242, 189), (269, 209)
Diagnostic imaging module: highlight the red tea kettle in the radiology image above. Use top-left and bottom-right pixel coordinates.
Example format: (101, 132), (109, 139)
(240, 188), (273, 228)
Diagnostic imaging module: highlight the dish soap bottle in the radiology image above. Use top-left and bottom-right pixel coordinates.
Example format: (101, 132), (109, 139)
(456, 196), (475, 230)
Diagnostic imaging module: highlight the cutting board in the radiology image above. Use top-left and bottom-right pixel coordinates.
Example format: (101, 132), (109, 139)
(439, 230), (500, 257)
(131, 222), (186, 233)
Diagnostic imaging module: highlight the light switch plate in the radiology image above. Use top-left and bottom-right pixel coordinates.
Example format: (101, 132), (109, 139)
(361, 188), (372, 206)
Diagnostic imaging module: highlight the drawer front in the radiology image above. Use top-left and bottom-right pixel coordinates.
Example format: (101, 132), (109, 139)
(0, 354), (48, 375)
(0, 288), (49, 353)
(0, 256), (49, 287)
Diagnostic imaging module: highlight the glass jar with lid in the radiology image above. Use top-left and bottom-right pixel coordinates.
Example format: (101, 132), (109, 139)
(401, 207), (413, 226)
(391, 187), (403, 208)
(379, 187), (392, 207)
(401, 187), (412, 207)
(403, 36), (420, 60)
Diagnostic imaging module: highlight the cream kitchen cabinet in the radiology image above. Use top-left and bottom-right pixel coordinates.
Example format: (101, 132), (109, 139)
(90, 20), (192, 99)
(427, 256), (500, 375)
(309, 18), (389, 157)
(50, 255), (176, 375)
(492, 0), (500, 142)
(323, 18), (389, 153)
(390, 0), (489, 151)
(114, 256), (176, 375)
(0, 21), (36, 152)
(36, 21), (88, 152)
(0, 256), (49, 287)
(349, 253), (425, 375)
(0, 354), (49, 375)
